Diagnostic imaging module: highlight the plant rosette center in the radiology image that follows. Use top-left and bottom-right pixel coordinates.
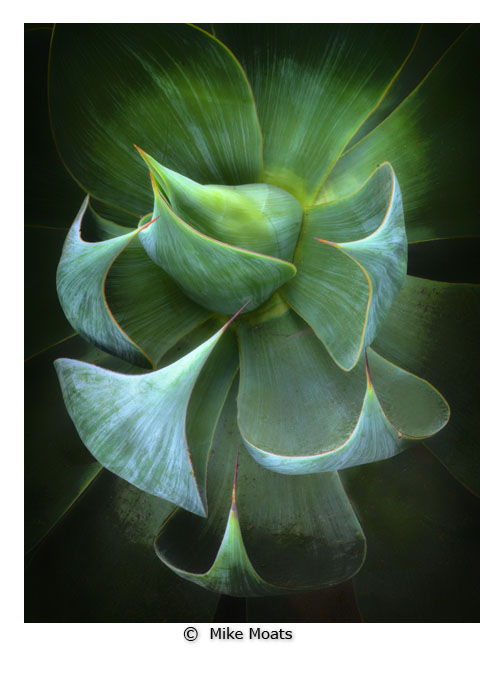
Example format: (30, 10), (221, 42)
(135, 148), (303, 315)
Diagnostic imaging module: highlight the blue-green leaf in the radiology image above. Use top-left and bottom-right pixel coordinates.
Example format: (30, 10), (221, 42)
(136, 147), (302, 260)
(56, 198), (154, 368)
(139, 174), (296, 314)
(283, 163), (406, 370)
(156, 382), (366, 595)
(55, 316), (240, 515)
(237, 308), (449, 474)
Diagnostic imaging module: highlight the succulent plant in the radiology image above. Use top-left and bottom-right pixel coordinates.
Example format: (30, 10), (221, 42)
(25, 23), (479, 622)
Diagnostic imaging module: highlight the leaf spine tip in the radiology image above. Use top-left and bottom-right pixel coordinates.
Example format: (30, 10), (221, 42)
(138, 215), (159, 232)
(232, 443), (240, 508)
(223, 300), (251, 331)
(314, 237), (337, 247)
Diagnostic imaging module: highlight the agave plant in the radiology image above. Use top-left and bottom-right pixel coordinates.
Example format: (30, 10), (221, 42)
(25, 23), (479, 622)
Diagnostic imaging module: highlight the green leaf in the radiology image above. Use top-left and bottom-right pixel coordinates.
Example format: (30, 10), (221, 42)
(344, 24), (468, 151)
(56, 198), (155, 368)
(25, 333), (143, 552)
(25, 470), (220, 622)
(156, 382), (366, 595)
(49, 24), (262, 215)
(136, 147), (302, 260)
(215, 24), (418, 204)
(26, 315), (233, 552)
(57, 199), (211, 368)
(185, 330), (239, 507)
(341, 445), (479, 622)
(81, 203), (134, 240)
(283, 163), (407, 370)
(317, 26), (479, 243)
(140, 174), (296, 314)
(25, 335), (104, 552)
(237, 308), (448, 474)
(372, 276), (479, 494)
(105, 239), (213, 367)
(54, 316), (240, 515)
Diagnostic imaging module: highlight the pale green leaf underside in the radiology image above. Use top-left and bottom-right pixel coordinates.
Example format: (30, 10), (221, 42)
(49, 24), (263, 215)
(237, 309), (449, 475)
(283, 163), (407, 370)
(137, 148), (302, 261)
(156, 383), (365, 595)
(54, 319), (237, 515)
(140, 175), (296, 314)
(56, 198), (152, 367)
(89, 198), (213, 367)
(105, 237), (212, 366)
(57, 198), (212, 368)
(161, 505), (281, 597)
(26, 334), (150, 554)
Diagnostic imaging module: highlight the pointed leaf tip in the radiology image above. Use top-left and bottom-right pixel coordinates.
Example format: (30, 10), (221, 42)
(140, 181), (296, 314)
(54, 316), (240, 516)
(284, 163), (407, 369)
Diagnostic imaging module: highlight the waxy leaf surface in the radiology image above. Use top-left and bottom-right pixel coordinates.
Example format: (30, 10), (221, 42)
(49, 24), (263, 215)
(156, 383), (366, 595)
(140, 176), (296, 314)
(318, 26), (479, 243)
(237, 309), (448, 474)
(344, 24), (468, 150)
(56, 199), (153, 367)
(138, 149), (302, 260)
(105, 239), (212, 367)
(283, 163), (407, 369)
(372, 276), (479, 493)
(55, 319), (239, 515)
(215, 24), (418, 204)
(57, 199), (211, 368)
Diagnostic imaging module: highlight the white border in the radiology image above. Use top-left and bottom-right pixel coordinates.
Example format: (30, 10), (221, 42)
(7, 5), (500, 699)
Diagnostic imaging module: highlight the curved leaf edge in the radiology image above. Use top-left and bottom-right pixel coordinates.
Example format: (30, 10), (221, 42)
(238, 347), (450, 474)
(53, 305), (248, 516)
(421, 442), (479, 499)
(25, 465), (104, 558)
(187, 23), (265, 181)
(309, 29), (423, 205)
(154, 450), (368, 597)
(47, 26), (148, 220)
(57, 196), (159, 369)
(284, 162), (399, 372)
(327, 24), (475, 170)
(145, 167), (298, 275)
